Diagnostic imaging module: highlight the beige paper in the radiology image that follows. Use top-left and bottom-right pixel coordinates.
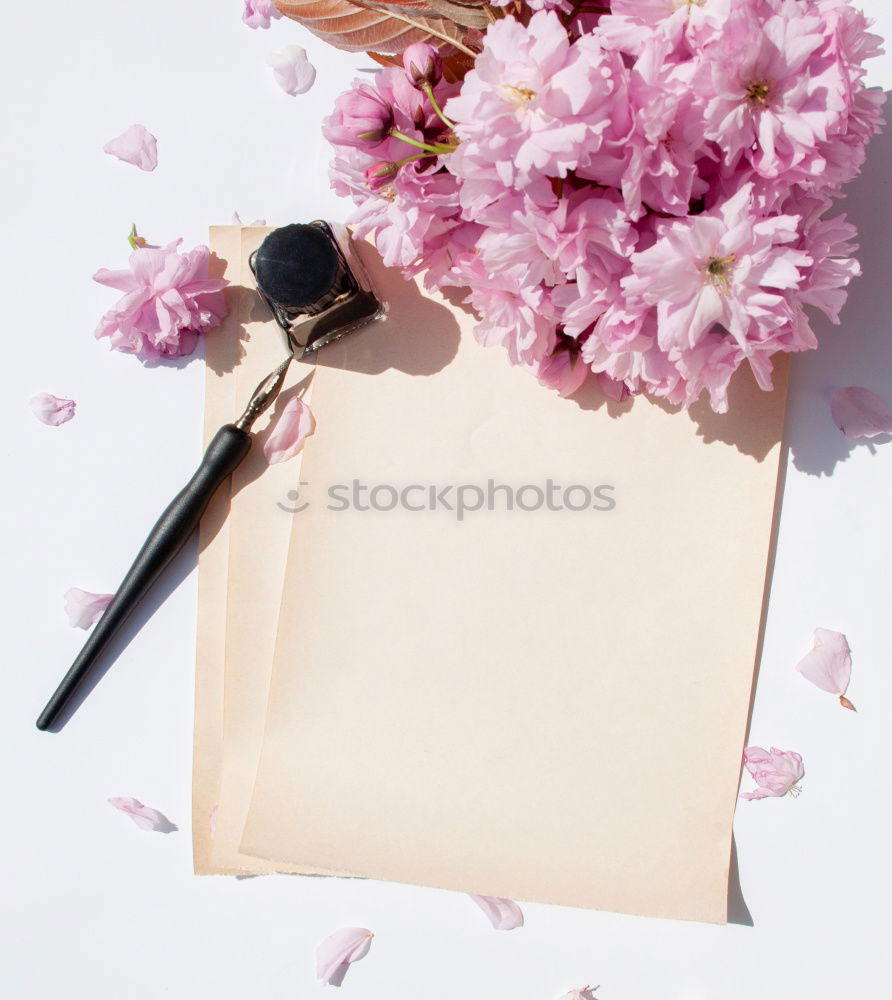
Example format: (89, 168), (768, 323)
(240, 250), (788, 923)
(193, 226), (329, 875)
(192, 225), (242, 874)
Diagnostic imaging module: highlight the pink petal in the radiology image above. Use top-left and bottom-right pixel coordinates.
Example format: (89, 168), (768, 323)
(266, 45), (317, 97)
(315, 927), (373, 985)
(830, 386), (892, 439)
(469, 893), (524, 930)
(740, 746), (804, 800)
(231, 211), (267, 227)
(107, 796), (177, 832)
(597, 372), (631, 403)
(63, 588), (113, 629)
(796, 628), (854, 707)
(30, 392), (76, 426)
(557, 989), (600, 1000)
(263, 396), (316, 465)
(103, 124), (158, 172)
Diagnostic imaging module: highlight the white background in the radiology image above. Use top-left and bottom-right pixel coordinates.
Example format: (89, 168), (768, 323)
(2, 2), (891, 997)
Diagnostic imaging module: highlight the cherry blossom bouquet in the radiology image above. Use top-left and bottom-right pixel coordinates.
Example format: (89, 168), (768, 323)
(282, 0), (885, 412)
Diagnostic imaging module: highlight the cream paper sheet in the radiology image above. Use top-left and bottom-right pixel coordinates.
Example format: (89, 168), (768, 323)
(239, 250), (788, 923)
(193, 226), (330, 875)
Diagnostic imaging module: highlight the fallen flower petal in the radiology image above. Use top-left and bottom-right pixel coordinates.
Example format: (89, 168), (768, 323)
(30, 392), (76, 426)
(316, 927), (373, 985)
(557, 989), (600, 1000)
(263, 396), (316, 464)
(231, 211), (267, 227)
(740, 746), (804, 801)
(830, 386), (892, 439)
(103, 124), (158, 172)
(242, 0), (281, 29)
(267, 45), (317, 96)
(64, 588), (113, 629)
(796, 628), (855, 710)
(108, 796), (178, 832)
(469, 893), (524, 930)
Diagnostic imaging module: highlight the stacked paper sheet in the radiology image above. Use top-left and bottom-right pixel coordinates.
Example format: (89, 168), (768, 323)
(193, 226), (788, 922)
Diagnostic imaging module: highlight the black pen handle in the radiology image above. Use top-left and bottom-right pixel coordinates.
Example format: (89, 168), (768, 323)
(36, 424), (252, 731)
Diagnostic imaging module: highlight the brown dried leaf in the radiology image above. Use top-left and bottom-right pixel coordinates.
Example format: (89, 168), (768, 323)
(275, 0), (477, 55)
(425, 0), (490, 29)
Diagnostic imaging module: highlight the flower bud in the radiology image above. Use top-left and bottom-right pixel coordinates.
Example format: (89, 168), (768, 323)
(364, 160), (399, 192)
(325, 84), (394, 149)
(402, 43), (442, 89)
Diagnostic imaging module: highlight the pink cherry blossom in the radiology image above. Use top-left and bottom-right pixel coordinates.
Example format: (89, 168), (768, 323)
(242, 0), (281, 29)
(797, 628), (855, 709)
(93, 240), (228, 362)
(103, 124), (158, 172)
(830, 386), (892, 439)
(108, 796), (177, 832)
(316, 928), (373, 985)
(599, 0), (733, 55)
(64, 588), (113, 629)
(320, 0), (884, 414)
(445, 12), (610, 191)
(267, 45), (316, 96)
(740, 746), (804, 801)
(697, 2), (848, 182)
(622, 183), (812, 359)
(525, 339), (591, 398)
(30, 392), (75, 426)
(263, 395), (316, 464)
(469, 893), (524, 930)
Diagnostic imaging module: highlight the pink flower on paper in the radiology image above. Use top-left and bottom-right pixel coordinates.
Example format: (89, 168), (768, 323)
(445, 12), (619, 191)
(263, 395), (315, 465)
(316, 927), (373, 986)
(797, 628), (855, 710)
(64, 588), (113, 629)
(103, 124), (158, 172)
(830, 386), (892, 439)
(242, 0), (282, 29)
(740, 746), (804, 801)
(267, 45), (316, 96)
(93, 241), (229, 362)
(622, 183), (812, 357)
(524, 335), (590, 398)
(469, 893), (524, 930)
(30, 392), (76, 426)
(108, 796), (178, 832)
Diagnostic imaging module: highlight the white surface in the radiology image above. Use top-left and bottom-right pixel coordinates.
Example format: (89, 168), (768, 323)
(2, 3), (891, 997)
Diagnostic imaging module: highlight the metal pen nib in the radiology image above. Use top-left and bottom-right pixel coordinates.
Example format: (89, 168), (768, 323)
(233, 355), (293, 432)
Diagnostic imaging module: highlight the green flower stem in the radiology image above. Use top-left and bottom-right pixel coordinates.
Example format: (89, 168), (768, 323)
(422, 84), (456, 131)
(395, 153), (430, 168)
(390, 129), (456, 155)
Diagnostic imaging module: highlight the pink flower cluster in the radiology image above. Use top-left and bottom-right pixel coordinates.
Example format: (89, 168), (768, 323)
(325, 1), (885, 411)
